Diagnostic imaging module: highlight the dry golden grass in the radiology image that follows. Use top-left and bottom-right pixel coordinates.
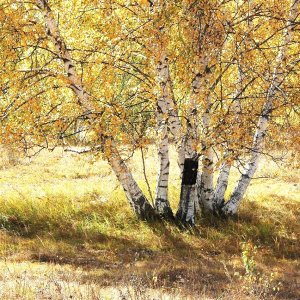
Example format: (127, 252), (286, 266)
(0, 147), (299, 299)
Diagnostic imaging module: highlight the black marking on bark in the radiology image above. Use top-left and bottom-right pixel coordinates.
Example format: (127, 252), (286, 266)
(182, 159), (198, 185)
(70, 83), (80, 91)
(191, 108), (197, 115)
(205, 66), (211, 74)
(206, 160), (213, 166)
(155, 198), (174, 220)
(157, 103), (164, 114)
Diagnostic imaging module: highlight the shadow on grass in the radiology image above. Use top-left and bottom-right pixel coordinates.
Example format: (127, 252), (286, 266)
(198, 198), (300, 260)
(1, 196), (299, 260)
(1, 199), (299, 299)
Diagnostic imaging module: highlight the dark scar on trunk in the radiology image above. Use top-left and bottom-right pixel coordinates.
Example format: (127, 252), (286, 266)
(182, 158), (198, 185)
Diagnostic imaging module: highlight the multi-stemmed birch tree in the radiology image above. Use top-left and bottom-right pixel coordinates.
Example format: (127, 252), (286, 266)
(1, 0), (299, 225)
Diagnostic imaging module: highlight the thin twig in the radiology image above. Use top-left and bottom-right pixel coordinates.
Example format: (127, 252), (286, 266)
(140, 147), (155, 207)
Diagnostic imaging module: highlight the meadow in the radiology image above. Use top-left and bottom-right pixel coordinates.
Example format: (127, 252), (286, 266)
(0, 147), (299, 299)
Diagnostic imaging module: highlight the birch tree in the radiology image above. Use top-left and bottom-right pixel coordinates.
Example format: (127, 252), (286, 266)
(34, 0), (157, 220)
(1, 0), (299, 225)
(222, 0), (300, 215)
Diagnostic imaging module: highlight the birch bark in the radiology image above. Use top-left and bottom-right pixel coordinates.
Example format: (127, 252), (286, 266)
(107, 143), (157, 220)
(152, 1), (184, 218)
(199, 94), (214, 212)
(37, 0), (156, 220)
(155, 51), (185, 218)
(213, 60), (244, 210)
(196, 62), (215, 212)
(176, 74), (200, 225)
(155, 52), (173, 218)
(36, 0), (94, 114)
(214, 0), (252, 212)
(222, 0), (299, 215)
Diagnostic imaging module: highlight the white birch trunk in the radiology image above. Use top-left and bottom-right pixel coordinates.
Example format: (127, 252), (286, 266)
(222, 0), (299, 215)
(155, 53), (173, 218)
(36, 0), (94, 114)
(176, 74), (200, 225)
(213, 60), (244, 209)
(107, 143), (157, 220)
(193, 59), (215, 213)
(167, 87), (185, 177)
(151, 1), (184, 178)
(37, 0), (156, 220)
(157, 55), (185, 177)
(152, 0), (182, 217)
(213, 0), (253, 211)
(199, 96), (214, 212)
(155, 123), (171, 215)
(213, 162), (231, 208)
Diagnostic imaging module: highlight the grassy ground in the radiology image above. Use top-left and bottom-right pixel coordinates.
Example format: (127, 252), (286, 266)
(0, 147), (299, 299)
